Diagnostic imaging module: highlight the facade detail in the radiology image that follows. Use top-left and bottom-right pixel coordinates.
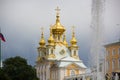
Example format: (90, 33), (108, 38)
(36, 7), (87, 80)
(105, 41), (120, 76)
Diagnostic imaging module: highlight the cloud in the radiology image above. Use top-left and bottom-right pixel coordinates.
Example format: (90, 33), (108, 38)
(0, 0), (120, 66)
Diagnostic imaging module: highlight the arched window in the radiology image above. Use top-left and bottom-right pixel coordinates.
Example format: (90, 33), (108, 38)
(71, 70), (75, 76)
(58, 35), (61, 41)
(106, 50), (109, 56)
(118, 48), (120, 55)
(107, 61), (109, 71)
(112, 49), (116, 55)
(112, 59), (115, 70)
(73, 50), (76, 56)
(51, 49), (53, 54)
(118, 58), (120, 69)
(75, 78), (77, 80)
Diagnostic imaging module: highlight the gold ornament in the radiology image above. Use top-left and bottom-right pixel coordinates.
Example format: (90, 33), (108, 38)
(70, 26), (77, 47)
(39, 27), (46, 47)
(48, 26), (54, 46)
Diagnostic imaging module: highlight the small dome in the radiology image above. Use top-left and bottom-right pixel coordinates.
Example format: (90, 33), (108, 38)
(63, 34), (68, 47)
(70, 31), (77, 47)
(70, 37), (77, 46)
(39, 39), (45, 46)
(39, 31), (46, 47)
(48, 36), (54, 43)
(48, 28), (54, 46)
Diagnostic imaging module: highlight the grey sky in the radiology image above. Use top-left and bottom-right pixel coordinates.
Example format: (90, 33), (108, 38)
(0, 0), (120, 66)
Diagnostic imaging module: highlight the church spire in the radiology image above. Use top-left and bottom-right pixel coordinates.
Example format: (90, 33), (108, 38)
(39, 27), (46, 47)
(55, 6), (60, 25)
(70, 26), (77, 47)
(51, 6), (65, 43)
(48, 26), (54, 46)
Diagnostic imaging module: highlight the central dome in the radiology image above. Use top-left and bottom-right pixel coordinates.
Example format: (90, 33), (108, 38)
(50, 7), (66, 42)
(51, 15), (65, 35)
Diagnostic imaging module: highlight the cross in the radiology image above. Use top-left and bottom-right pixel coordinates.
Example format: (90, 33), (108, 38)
(72, 26), (75, 37)
(41, 27), (44, 32)
(72, 26), (75, 33)
(41, 27), (44, 35)
(55, 6), (61, 16)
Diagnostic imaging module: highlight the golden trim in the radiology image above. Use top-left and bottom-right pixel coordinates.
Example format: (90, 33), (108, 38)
(47, 53), (56, 58)
(39, 27), (46, 47)
(70, 26), (77, 47)
(48, 26), (54, 46)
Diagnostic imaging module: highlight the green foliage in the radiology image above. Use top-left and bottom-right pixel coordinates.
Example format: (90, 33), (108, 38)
(1, 56), (39, 80)
(0, 68), (11, 80)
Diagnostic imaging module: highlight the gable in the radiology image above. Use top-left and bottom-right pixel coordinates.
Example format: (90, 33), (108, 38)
(66, 63), (80, 69)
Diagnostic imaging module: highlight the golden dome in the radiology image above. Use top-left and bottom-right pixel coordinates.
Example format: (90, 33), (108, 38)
(70, 27), (77, 47)
(63, 34), (68, 47)
(39, 29), (46, 47)
(39, 39), (45, 46)
(51, 7), (65, 35)
(48, 27), (54, 46)
(70, 37), (77, 46)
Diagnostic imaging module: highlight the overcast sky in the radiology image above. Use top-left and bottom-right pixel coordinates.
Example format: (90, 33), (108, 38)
(0, 0), (120, 66)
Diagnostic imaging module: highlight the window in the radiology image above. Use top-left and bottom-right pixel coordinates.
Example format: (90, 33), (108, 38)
(118, 48), (120, 55)
(59, 49), (65, 55)
(99, 63), (102, 72)
(58, 35), (60, 41)
(51, 49), (53, 54)
(112, 59), (115, 70)
(112, 49), (116, 55)
(118, 58), (120, 69)
(106, 50), (110, 56)
(107, 61), (109, 71)
(73, 50), (76, 56)
(71, 70), (75, 76)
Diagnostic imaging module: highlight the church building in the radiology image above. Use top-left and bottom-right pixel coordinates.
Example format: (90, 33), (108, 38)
(36, 7), (87, 80)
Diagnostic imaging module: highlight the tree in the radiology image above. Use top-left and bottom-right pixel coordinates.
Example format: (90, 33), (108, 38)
(2, 56), (39, 80)
(0, 68), (11, 80)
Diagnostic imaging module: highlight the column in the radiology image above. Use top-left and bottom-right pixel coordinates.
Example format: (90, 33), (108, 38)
(46, 65), (49, 80)
(40, 65), (43, 80)
(43, 65), (45, 80)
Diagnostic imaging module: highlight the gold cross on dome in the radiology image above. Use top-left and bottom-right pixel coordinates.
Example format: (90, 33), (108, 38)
(41, 27), (44, 32)
(55, 6), (61, 16)
(41, 27), (44, 35)
(72, 26), (75, 33)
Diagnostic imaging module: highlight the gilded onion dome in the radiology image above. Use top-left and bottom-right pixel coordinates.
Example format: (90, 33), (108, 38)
(70, 27), (77, 47)
(63, 34), (68, 47)
(48, 27), (54, 46)
(39, 28), (46, 47)
(51, 7), (65, 35)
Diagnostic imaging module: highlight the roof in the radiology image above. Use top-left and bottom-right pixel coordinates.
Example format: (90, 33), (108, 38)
(57, 56), (87, 68)
(104, 41), (120, 47)
(47, 43), (87, 69)
(58, 61), (87, 68)
(59, 57), (80, 61)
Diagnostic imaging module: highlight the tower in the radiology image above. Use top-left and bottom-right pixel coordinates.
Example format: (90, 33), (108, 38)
(51, 7), (65, 43)
(69, 26), (79, 59)
(46, 26), (55, 58)
(37, 27), (46, 61)
(36, 7), (87, 80)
